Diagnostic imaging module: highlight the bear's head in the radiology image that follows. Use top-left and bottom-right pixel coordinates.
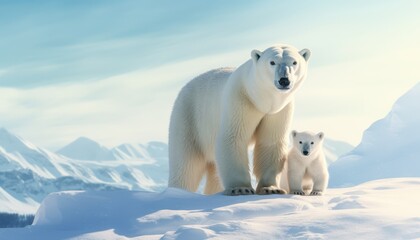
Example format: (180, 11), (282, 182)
(251, 44), (310, 92)
(291, 130), (324, 157)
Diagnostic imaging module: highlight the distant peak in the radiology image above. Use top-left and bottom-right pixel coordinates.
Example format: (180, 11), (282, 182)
(0, 127), (12, 135)
(74, 136), (99, 144)
(57, 136), (115, 161)
(62, 136), (108, 150)
(0, 128), (21, 141)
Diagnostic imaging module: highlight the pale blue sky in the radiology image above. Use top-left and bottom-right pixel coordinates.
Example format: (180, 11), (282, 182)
(0, 1), (419, 149)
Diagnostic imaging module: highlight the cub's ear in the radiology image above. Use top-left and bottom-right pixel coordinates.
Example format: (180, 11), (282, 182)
(251, 50), (262, 63)
(299, 48), (311, 62)
(317, 132), (324, 140)
(291, 130), (298, 138)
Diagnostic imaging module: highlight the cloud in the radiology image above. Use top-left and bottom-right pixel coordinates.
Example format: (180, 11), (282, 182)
(0, 49), (247, 150)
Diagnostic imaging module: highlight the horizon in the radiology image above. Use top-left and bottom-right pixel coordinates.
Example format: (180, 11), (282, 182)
(0, 126), (353, 153)
(1, 1), (420, 150)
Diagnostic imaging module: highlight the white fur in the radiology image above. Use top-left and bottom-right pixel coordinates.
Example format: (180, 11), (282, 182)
(280, 131), (329, 195)
(168, 44), (311, 195)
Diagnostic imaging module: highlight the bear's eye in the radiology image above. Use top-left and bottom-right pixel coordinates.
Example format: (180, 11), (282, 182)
(311, 142), (314, 145)
(293, 61), (297, 65)
(299, 141), (302, 144)
(270, 61), (275, 66)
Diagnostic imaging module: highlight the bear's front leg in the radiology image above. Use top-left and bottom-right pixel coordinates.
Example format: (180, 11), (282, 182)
(216, 102), (264, 196)
(253, 104), (294, 195)
(216, 137), (256, 195)
(253, 143), (287, 195)
(310, 178), (327, 196)
(287, 165), (306, 195)
(309, 170), (329, 196)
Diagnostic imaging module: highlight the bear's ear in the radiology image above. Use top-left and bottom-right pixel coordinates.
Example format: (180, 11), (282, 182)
(251, 50), (262, 63)
(291, 130), (298, 138)
(317, 132), (324, 140)
(299, 49), (311, 62)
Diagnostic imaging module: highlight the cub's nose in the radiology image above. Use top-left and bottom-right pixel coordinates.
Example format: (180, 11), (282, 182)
(302, 150), (309, 156)
(279, 78), (290, 87)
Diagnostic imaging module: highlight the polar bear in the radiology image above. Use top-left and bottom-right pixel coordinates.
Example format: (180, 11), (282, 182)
(168, 44), (311, 195)
(281, 130), (329, 195)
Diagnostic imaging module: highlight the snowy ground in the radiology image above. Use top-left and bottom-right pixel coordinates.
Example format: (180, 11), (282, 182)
(1, 178), (418, 239)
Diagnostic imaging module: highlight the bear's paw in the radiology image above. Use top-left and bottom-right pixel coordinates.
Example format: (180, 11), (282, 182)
(257, 186), (287, 195)
(290, 190), (306, 196)
(224, 187), (256, 196)
(309, 191), (324, 196)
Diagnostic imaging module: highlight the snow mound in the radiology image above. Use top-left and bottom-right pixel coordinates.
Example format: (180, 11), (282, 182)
(329, 83), (420, 187)
(0, 178), (419, 239)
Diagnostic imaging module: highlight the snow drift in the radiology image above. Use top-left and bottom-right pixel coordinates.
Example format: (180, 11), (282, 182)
(0, 178), (418, 239)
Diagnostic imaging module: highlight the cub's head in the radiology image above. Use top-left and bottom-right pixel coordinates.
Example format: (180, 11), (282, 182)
(251, 44), (311, 92)
(291, 130), (324, 157)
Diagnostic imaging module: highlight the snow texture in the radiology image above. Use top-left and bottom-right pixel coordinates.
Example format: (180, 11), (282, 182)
(329, 82), (420, 187)
(0, 178), (418, 239)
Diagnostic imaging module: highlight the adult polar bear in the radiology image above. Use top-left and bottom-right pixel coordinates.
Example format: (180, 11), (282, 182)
(168, 44), (311, 195)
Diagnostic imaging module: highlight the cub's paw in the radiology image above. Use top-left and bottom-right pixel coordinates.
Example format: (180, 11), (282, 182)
(224, 187), (255, 196)
(290, 190), (306, 196)
(257, 186), (287, 195)
(310, 191), (324, 196)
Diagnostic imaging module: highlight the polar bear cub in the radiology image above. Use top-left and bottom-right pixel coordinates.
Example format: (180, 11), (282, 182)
(168, 44), (311, 195)
(283, 130), (329, 195)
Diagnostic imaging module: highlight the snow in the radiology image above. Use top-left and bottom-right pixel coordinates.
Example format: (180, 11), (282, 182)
(0, 178), (418, 239)
(329, 82), (420, 187)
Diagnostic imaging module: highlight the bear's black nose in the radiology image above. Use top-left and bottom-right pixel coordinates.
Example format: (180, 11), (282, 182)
(279, 78), (290, 87)
(303, 150), (309, 156)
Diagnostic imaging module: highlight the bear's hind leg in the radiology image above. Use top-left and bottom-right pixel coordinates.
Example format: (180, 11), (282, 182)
(168, 147), (206, 192)
(203, 162), (223, 195)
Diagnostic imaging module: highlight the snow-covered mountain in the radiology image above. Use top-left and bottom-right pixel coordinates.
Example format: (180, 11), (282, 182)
(329, 83), (420, 187)
(0, 128), (168, 214)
